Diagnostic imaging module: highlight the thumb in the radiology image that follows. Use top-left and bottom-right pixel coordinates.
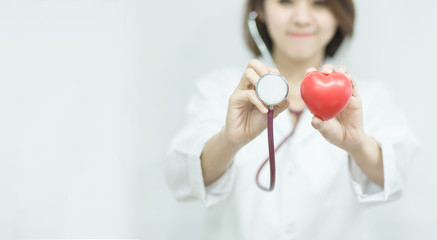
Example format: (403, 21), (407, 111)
(311, 116), (329, 135)
(273, 98), (290, 118)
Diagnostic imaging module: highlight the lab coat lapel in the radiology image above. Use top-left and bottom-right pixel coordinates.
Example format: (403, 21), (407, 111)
(272, 108), (316, 145)
(273, 109), (293, 142)
(293, 109), (319, 145)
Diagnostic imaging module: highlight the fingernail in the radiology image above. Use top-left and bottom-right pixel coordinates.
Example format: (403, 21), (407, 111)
(322, 67), (333, 73)
(312, 117), (321, 126)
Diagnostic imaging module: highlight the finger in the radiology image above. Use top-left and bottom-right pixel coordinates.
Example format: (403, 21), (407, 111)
(321, 64), (335, 74)
(311, 116), (339, 144)
(239, 68), (260, 90)
(246, 90), (269, 114)
(230, 89), (269, 114)
(273, 98), (290, 118)
(248, 59), (270, 77)
(311, 116), (329, 135)
(267, 66), (280, 74)
(345, 74), (361, 98)
(306, 67), (317, 73)
(337, 65), (349, 74)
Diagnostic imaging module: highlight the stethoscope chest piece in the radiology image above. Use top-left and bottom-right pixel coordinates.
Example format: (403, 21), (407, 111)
(256, 73), (289, 108)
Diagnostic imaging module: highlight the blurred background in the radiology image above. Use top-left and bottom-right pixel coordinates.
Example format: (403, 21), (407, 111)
(0, 0), (436, 239)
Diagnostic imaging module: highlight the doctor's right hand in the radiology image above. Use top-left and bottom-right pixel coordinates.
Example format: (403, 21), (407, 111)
(222, 59), (290, 148)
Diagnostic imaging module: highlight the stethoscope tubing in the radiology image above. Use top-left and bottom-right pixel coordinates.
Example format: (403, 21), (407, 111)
(249, 11), (290, 192)
(248, 11), (276, 68)
(255, 108), (276, 191)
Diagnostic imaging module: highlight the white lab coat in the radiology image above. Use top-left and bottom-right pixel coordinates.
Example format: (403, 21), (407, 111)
(162, 67), (420, 240)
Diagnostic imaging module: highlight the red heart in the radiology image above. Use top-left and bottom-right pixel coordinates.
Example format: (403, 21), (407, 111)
(300, 71), (352, 121)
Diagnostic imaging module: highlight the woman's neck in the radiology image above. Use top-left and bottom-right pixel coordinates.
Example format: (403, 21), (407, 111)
(273, 50), (325, 86)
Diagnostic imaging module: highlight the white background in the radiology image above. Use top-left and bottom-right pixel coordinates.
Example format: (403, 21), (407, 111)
(0, 0), (436, 239)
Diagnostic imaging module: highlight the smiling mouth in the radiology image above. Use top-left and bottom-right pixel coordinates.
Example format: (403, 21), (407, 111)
(290, 33), (313, 38)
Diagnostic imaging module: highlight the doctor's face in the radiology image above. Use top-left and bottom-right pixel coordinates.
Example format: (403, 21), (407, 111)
(263, 0), (338, 61)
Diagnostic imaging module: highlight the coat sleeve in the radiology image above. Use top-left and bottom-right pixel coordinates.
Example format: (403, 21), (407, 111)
(162, 70), (239, 207)
(347, 81), (420, 203)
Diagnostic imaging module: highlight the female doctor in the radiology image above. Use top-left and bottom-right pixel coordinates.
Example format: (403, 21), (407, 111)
(163, 0), (419, 239)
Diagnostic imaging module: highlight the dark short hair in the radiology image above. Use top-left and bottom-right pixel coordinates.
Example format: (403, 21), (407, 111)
(243, 0), (355, 58)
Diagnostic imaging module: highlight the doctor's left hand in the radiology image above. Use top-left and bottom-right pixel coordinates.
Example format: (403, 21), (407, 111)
(307, 64), (366, 153)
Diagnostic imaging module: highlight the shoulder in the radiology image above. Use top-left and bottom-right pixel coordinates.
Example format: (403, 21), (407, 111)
(355, 78), (397, 111)
(355, 78), (392, 98)
(355, 78), (409, 126)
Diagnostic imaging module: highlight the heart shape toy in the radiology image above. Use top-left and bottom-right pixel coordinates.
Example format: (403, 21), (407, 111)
(300, 71), (352, 121)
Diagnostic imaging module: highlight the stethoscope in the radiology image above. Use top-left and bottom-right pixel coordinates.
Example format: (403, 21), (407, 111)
(248, 11), (290, 191)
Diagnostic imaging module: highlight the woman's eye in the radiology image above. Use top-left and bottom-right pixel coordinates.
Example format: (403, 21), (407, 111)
(279, 0), (293, 4)
(313, 0), (327, 6)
